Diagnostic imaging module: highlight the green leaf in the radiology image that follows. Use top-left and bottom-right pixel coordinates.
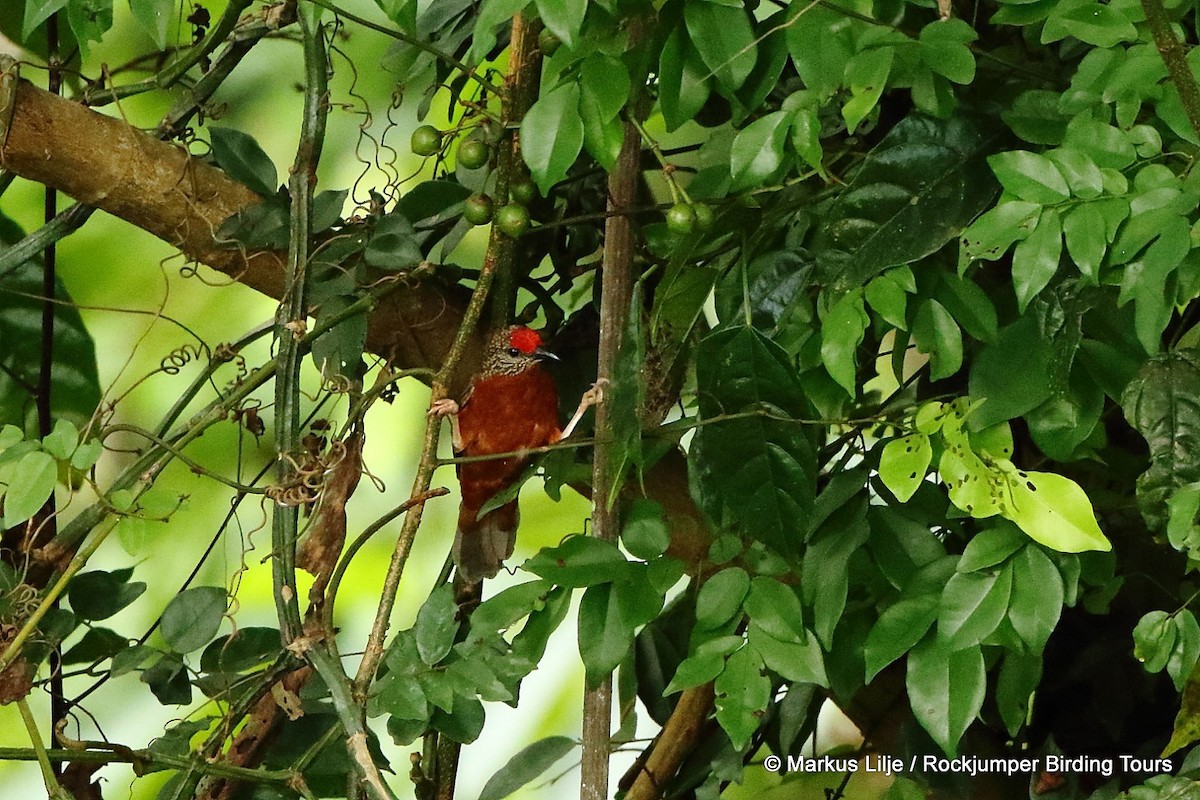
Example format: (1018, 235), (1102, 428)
(864, 594), (938, 681)
(802, 500), (870, 646)
(879, 434), (932, 502)
(199, 627), (280, 674)
(996, 652), (1042, 736)
(1122, 351), (1200, 531)
(912, 299), (963, 380)
(579, 54), (629, 170)
(523, 536), (631, 587)
(621, 499), (670, 560)
(161, 586), (226, 654)
(960, 200), (1041, 262)
(210, 128), (278, 197)
(1003, 469), (1112, 552)
(957, 525), (1026, 572)
(1026, 367), (1104, 461)
(1050, 2), (1138, 47)
(521, 83), (584, 195)
(714, 645), (770, 750)
(786, 4), (851, 98)
(906, 637), (985, 756)
(938, 566), (1012, 650)
(23, 0), (69, 40)
(988, 151), (1070, 204)
(659, 25), (711, 132)
(41, 418), (78, 461)
(129, 0), (172, 49)
(1170, 611), (1200, 692)
(865, 269), (911, 330)
(415, 584), (457, 666)
(62, 627), (128, 665)
(534, 0), (586, 48)
(696, 568), (750, 631)
(1063, 115), (1135, 170)
(821, 288), (869, 395)
(0, 217), (101, 432)
(749, 624), (828, 685)
(66, 0), (112, 55)
(364, 212), (422, 269)
(745, 576), (806, 642)
(730, 111), (791, 191)
(1134, 610), (1177, 673)
(578, 583), (635, 688)
(1012, 208), (1062, 312)
(1062, 203), (1106, 282)
(1003, 90), (1070, 145)
(692, 326), (817, 557)
(4, 450), (56, 527)
(479, 736), (577, 800)
(816, 113), (999, 288)
(842, 47), (893, 134)
(919, 19), (977, 84)
(969, 313), (1055, 428)
(1006, 545), (1063, 652)
(683, 1), (757, 95)
(936, 273), (998, 343)
(68, 568), (147, 622)
(1046, 148), (1103, 199)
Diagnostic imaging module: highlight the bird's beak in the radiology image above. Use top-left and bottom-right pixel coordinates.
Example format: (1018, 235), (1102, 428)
(534, 346), (559, 362)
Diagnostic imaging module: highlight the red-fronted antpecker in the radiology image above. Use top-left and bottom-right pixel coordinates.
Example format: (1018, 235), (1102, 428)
(429, 325), (602, 582)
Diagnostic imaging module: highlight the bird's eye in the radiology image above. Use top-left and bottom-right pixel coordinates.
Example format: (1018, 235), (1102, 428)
(507, 347), (521, 357)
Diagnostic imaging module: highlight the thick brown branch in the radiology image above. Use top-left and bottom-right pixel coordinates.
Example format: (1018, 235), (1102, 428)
(0, 56), (468, 379)
(622, 684), (715, 800)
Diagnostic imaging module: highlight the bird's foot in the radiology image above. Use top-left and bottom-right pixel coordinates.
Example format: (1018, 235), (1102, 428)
(427, 398), (460, 418)
(561, 379), (609, 439)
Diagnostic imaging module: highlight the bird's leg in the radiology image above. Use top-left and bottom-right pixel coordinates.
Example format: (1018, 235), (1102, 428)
(428, 398), (463, 451)
(561, 379), (608, 439)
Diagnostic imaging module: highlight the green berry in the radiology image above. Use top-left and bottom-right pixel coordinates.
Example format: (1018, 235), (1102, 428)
(410, 125), (442, 157)
(538, 28), (563, 56)
(458, 139), (490, 170)
(463, 194), (495, 226)
(496, 204), (531, 238)
(693, 203), (715, 232)
(666, 203), (697, 235)
(510, 176), (538, 206)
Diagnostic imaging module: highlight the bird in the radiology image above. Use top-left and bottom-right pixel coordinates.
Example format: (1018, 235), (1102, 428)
(429, 325), (601, 582)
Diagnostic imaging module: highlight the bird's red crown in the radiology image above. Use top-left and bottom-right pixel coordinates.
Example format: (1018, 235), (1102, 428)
(509, 326), (542, 355)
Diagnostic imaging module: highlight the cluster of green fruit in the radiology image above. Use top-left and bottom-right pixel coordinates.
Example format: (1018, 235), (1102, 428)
(411, 124), (536, 238)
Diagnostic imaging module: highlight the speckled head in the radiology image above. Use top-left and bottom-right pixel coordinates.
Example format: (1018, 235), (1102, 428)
(480, 325), (556, 376)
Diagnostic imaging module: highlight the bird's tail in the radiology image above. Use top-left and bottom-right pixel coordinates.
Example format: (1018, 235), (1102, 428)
(453, 501), (518, 583)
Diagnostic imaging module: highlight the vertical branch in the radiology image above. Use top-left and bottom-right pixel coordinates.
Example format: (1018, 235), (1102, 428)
(488, 13), (542, 328)
(351, 11), (545, 695)
(270, 8), (394, 800)
(1142, 0), (1200, 140)
(40, 10), (65, 763)
(580, 43), (645, 800)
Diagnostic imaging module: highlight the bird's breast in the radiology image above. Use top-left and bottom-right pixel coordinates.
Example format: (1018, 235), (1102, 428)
(456, 367), (562, 456)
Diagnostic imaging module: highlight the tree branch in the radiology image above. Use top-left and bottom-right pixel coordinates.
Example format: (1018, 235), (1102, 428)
(1142, 0), (1200, 140)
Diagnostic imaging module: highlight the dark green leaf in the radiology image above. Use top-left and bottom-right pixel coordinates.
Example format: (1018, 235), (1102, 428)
(534, 0), (585, 48)
(906, 637), (985, 756)
(23, 0), (69, 40)
(210, 128), (278, 197)
(199, 627), (280, 674)
(622, 499), (670, 560)
(786, 4), (852, 98)
(578, 583), (635, 688)
(521, 83), (584, 195)
(696, 568), (750, 631)
(1012, 208), (1062, 313)
(936, 273), (998, 342)
(714, 645), (770, 750)
(996, 652), (1042, 736)
(1122, 350), (1200, 531)
(66, 0), (112, 55)
(161, 586), (226, 654)
(68, 568), (147, 622)
(1134, 610), (1176, 673)
(912, 299), (962, 380)
(864, 594), (938, 681)
(802, 500), (870, 646)
(523, 536), (631, 587)
(821, 288), (869, 395)
(815, 113), (1000, 289)
(1170, 612), (1200, 692)
(415, 584), (457, 666)
(692, 326), (817, 557)
(479, 736), (577, 800)
(1007, 545), (1064, 653)
(62, 627), (129, 665)
(130, 0), (172, 48)
(684, 1), (757, 95)
(938, 566), (1012, 650)
(141, 652), (192, 705)
(968, 313), (1055, 428)
(730, 111), (791, 191)
(659, 25), (711, 132)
